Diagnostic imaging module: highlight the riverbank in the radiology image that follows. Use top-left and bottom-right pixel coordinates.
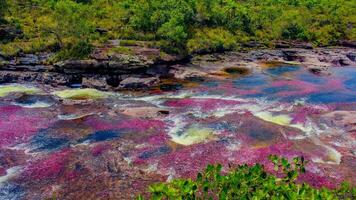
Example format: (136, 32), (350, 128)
(1, 42), (355, 92)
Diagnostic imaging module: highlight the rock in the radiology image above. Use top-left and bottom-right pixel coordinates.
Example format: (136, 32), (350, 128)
(41, 73), (70, 86)
(82, 77), (109, 90)
(346, 52), (356, 62)
(54, 59), (107, 73)
(338, 40), (356, 48)
(0, 25), (23, 43)
(119, 107), (169, 118)
(275, 41), (313, 49)
(242, 41), (264, 48)
(119, 77), (159, 89)
(0, 65), (50, 72)
(294, 43), (313, 49)
(282, 50), (305, 62)
(109, 54), (150, 68)
(15, 54), (40, 65)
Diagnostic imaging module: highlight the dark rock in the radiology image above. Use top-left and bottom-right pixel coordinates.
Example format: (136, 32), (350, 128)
(243, 41), (264, 48)
(106, 75), (123, 87)
(146, 64), (170, 76)
(41, 73), (70, 86)
(338, 40), (356, 48)
(276, 41), (313, 49)
(15, 54), (39, 65)
(54, 60), (108, 73)
(309, 68), (323, 75)
(282, 50), (305, 62)
(82, 77), (108, 90)
(95, 28), (108, 35)
(275, 42), (291, 48)
(0, 25), (23, 43)
(0, 65), (50, 72)
(346, 52), (356, 62)
(119, 77), (159, 89)
(294, 43), (313, 49)
(158, 110), (170, 115)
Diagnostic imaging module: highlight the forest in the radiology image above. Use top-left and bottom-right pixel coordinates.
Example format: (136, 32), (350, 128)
(0, 0), (355, 58)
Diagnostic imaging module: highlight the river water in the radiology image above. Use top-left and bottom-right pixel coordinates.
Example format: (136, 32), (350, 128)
(0, 64), (355, 199)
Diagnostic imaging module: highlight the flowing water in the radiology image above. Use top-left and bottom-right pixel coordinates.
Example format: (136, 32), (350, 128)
(0, 64), (355, 199)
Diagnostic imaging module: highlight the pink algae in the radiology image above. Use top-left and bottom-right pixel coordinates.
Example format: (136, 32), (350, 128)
(91, 143), (112, 156)
(271, 80), (318, 97)
(24, 149), (71, 180)
(0, 106), (52, 147)
(0, 167), (6, 176)
(291, 106), (325, 124)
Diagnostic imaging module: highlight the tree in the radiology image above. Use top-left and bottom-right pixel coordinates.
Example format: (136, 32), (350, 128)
(0, 0), (7, 23)
(50, 0), (94, 47)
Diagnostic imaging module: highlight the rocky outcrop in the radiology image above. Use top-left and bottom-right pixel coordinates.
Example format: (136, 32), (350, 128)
(0, 45), (355, 91)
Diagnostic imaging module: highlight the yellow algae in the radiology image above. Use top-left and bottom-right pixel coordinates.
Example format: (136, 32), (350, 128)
(53, 88), (108, 100)
(0, 85), (40, 97)
(170, 126), (215, 146)
(254, 111), (292, 126)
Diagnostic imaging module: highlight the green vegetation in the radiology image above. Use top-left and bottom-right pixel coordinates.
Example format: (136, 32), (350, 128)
(139, 155), (356, 199)
(0, 0), (355, 59)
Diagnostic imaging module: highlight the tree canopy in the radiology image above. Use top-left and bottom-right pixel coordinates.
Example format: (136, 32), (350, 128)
(1, 0), (355, 58)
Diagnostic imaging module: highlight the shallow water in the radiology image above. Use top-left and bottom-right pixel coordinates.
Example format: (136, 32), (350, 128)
(0, 65), (356, 199)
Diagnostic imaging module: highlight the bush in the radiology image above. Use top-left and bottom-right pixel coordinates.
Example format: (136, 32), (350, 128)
(187, 28), (237, 54)
(139, 155), (356, 199)
(52, 40), (93, 61)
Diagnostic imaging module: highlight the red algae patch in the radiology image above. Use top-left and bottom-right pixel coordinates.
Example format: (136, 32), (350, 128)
(23, 149), (72, 181)
(0, 105), (54, 147)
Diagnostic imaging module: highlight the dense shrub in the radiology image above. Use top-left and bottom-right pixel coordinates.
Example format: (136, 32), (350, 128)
(139, 155), (356, 199)
(52, 40), (93, 61)
(187, 28), (237, 54)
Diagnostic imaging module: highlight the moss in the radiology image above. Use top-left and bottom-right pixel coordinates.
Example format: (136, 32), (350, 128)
(109, 46), (134, 55)
(52, 88), (108, 100)
(0, 85), (40, 97)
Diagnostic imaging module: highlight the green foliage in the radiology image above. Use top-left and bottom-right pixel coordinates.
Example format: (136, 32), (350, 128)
(52, 40), (93, 61)
(139, 155), (356, 200)
(0, 0), (7, 21)
(187, 28), (237, 54)
(1, 0), (355, 58)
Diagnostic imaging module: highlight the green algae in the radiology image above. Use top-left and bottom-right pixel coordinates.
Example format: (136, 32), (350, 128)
(171, 126), (215, 146)
(254, 111), (292, 126)
(0, 85), (40, 97)
(52, 88), (108, 100)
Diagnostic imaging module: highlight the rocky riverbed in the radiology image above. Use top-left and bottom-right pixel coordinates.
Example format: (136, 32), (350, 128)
(0, 46), (355, 199)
